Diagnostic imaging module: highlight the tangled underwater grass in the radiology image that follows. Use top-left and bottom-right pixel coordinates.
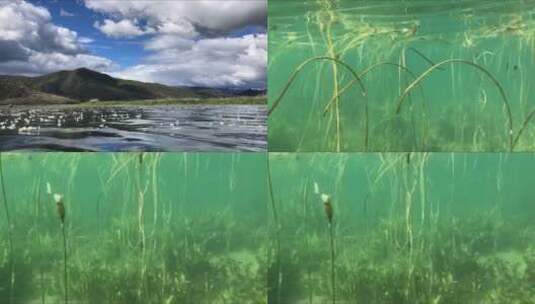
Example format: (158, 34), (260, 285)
(0, 153), (267, 304)
(268, 0), (535, 152)
(269, 54), (535, 152)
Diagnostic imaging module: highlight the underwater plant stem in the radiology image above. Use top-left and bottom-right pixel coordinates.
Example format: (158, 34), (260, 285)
(0, 154), (14, 304)
(324, 8), (342, 152)
(134, 152), (150, 299)
(512, 107), (535, 149)
(320, 51), (440, 148)
(266, 155), (282, 303)
(408, 47), (444, 71)
(396, 59), (513, 150)
(302, 182), (313, 304)
(267, 56), (367, 113)
(40, 266), (45, 304)
(61, 222), (68, 304)
(323, 62), (425, 115)
(330, 53), (342, 152)
(322, 61), (432, 150)
(329, 222), (336, 304)
(266, 156), (280, 231)
(136, 152), (147, 255)
(418, 154), (428, 252)
(267, 55), (368, 150)
(151, 155), (160, 248)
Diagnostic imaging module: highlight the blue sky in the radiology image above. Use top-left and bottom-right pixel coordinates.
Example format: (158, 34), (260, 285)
(0, 0), (267, 88)
(32, 0), (152, 68)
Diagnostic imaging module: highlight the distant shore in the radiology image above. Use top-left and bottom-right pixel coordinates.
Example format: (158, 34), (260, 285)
(0, 96), (266, 108)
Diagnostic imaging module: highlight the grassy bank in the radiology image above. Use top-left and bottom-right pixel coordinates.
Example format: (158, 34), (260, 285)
(79, 96), (266, 107)
(0, 96), (266, 108)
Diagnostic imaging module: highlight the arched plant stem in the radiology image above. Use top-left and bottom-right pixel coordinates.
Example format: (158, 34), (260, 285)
(396, 59), (513, 150)
(322, 61), (429, 150)
(323, 62), (427, 114)
(512, 107), (535, 149)
(268, 56), (367, 116)
(408, 47), (444, 71)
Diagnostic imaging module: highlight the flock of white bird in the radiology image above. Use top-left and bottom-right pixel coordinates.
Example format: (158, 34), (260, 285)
(0, 107), (266, 138)
(0, 109), (144, 135)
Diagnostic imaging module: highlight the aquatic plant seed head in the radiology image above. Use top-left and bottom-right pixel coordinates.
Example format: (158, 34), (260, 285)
(314, 181), (320, 195)
(54, 193), (63, 203)
(56, 200), (65, 224)
(321, 193), (330, 203)
(46, 182), (52, 195)
(323, 199), (333, 224)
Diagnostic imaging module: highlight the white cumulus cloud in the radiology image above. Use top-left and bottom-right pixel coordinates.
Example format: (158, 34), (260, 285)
(94, 19), (151, 38)
(114, 34), (266, 89)
(59, 8), (75, 17)
(84, 0), (266, 34)
(0, 1), (114, 76)
(86, 0), (267, 88)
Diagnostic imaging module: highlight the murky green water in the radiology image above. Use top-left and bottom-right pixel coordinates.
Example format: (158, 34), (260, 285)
(1, 152), (534, 303)
(267, 153), (535, 303)
(0, 153), (267, 303)
(268, 0), (535, 152)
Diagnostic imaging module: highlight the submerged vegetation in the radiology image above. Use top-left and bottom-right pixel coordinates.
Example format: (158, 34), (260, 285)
(267, 153), (535, 303)
(268, 0), (535, 151)
(1, 152), (534, 303)
(0, 153), (267, 303)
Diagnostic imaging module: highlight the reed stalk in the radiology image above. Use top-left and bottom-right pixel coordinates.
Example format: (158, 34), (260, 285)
(54, 194), (68, 304)
(266, 155), (282, 303)
(323, 4), (342, 151)
(512, 107), (535, 149)
(301, 180), (313, 304)
(61, 222), (68, 304)
(322, 196), (335, 304)
(34, 181), (45, 304)
(136, 152), (149, 300)
(0, 153), (14, 304)
(329, 222), (335, 304)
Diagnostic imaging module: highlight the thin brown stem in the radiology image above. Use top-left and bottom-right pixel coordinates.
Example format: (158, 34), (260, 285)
(61, 222), (68, 304)
(512, 107), (535, 149)
(266, 155), (282, 303)
(329, 222), (335, 304)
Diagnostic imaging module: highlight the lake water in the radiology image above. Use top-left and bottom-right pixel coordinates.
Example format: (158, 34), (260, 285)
(0, 104), (266, 151)
(268, 152), (535, 303)
(0, 153), (267, 303)
(268, 0), (535, 152)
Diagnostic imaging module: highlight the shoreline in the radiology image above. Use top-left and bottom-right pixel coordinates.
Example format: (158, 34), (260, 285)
(0, 96), (267, 108)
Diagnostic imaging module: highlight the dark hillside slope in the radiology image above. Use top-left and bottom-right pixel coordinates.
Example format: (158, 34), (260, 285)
(0, 68), (257, 104)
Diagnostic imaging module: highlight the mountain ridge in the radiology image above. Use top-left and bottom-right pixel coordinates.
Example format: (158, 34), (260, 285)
(0, 68), (265, 105)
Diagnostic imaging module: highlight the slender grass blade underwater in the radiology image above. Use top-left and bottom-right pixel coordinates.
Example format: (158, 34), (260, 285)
(0, 153), (268, 303)
(268, 0), (535, 152)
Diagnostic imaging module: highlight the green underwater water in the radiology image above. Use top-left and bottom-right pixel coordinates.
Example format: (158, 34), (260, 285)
(1, 152), (534, 303)
(0, 153), (268, 304)
(267, 153), (535, 303)
(268, 0), (535, 152)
